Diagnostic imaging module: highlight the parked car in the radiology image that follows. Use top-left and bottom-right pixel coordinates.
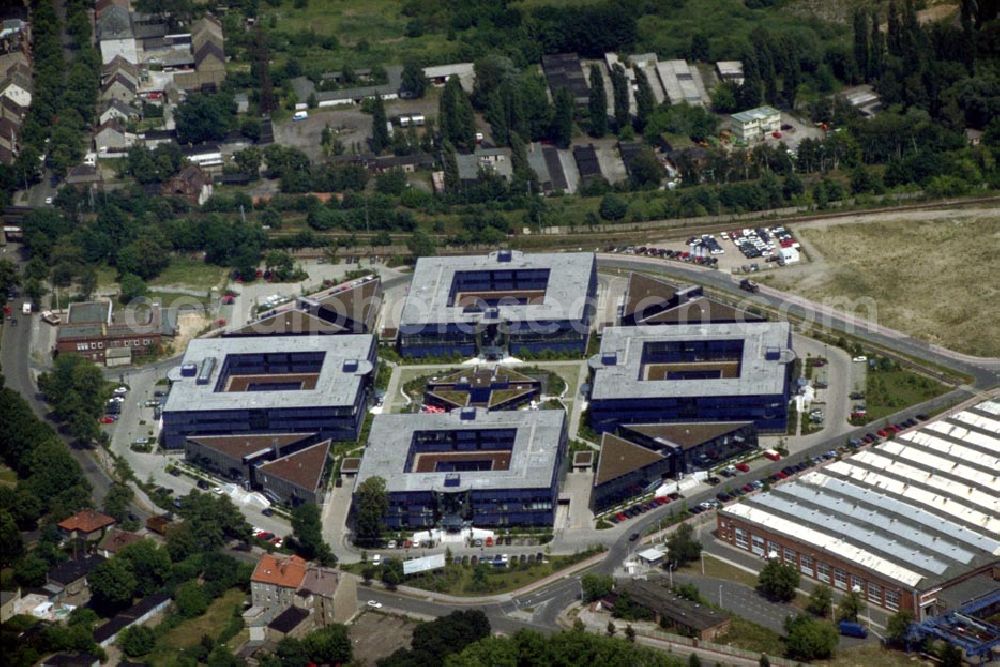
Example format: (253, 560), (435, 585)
(706, 476), (721, 485)
(838, 620), (869, 639)
(196, 479), (211, 490)
(262, 508), (274, 517)
(735, 462), (750, 473)
(258, 532), (274, 541)
(916, 414), (929, 421)
(629, 532), (640, 541)
(690, 505), (704, 514)
(99, 416), (115, 424)
(367, 600), (383, 609)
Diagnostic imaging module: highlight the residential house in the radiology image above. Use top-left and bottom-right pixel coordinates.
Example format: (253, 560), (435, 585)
(180, 142), (223, 170)
(161, 164), (213, 205)
(244, 554), (357, 641)
(58, 509), (116, 553)
(100, 72), (138, 103)
(96, 529), (144, 558)
(101, 55), (140, 89)
(0, 116), (19, 162)
(46, 555), (106, 605)
(0, 51), (28, 79)
(716, 61), (745, 86)
(99, 99), (138, 125)
(174, 16), (225, 91)
(0, 95), (26, 125)
(95, 0), (129, 18)
(94, 119), (133, 154)
(0, 68), (31, 108)
(1, 588), (19, 622)
(422, 62), (474, 93)
(65, 164), (103, 188)
(97, 5), (138, 65)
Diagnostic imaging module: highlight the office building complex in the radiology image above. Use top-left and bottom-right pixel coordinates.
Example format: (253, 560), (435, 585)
(398, 250), (597, 359)
(353, 409), (568, 529)
(161, 335), (375, 448)
(588, 322), (794, 433)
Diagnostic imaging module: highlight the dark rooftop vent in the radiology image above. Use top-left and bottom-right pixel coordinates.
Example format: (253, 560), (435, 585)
(485, 307), (499, 320)
(497, 249), (512, 263)
(460, 407), (476, 420)
(601, 352), (618, 366)
(444, 473), (461, 488)
(343, 358), (359, 372)
(764, 346), (780, 361)
(181, 363), (198, 377)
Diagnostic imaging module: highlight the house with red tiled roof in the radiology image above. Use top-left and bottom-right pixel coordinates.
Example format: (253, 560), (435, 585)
(245, 554), (356, 641)
(58, 510), (115, 542)
(97, 529), (144, 558)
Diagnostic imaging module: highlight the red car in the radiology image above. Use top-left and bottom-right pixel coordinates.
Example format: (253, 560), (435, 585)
(742, 484), (754, 493)
(735, 462), (750, 473)
(772, 131), (782, 139)
(763, 450), (781, 461)
(99, 416), (116, 424)
(877, 429), (889, 438)
(616, 512), (627, 521)
(776, 471), (788, 479)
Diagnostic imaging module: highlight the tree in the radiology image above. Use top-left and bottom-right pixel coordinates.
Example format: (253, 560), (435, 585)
(0, 510), (23, 567)
(634, 69), (655, 132)
(118, 539), (171, 596)
(606, 620), (616, 637)
(120, 625), (156, 657)
(610, 64), (630, 130)
(439, 76), (476, 151)
(885, 610), (915, 646)
(291, 503), (336, 566)
(550, 87), (574, 148)
(175, 93), (235, 144)
(853, 9), (870, 83)
(837, 588), (863, 622)
(0, 258), (18, 307)
(624, 624), (635, 643)
(304, 624), (352, 664)
(689, 33), (710, 62)
(233, 146), (262, 178)
(784, 614), (839, 661)
(119, 273), (147, 303)
(581, 573), (613, 602)
(371, 95), (390, 155)
(688, 653), (702, 667)
(806, 584), (833, 617)
(599, 193), (627, 221)
(401, 61), (428, 99)
(354, 476), (388, 546)
(587, 64), (608, 137)
(406, 230), (437, 259)
(175, 580), (209, 618)
(759, 654), (770, 667)
(756, 560), (799, 602)
(382, 557), (403, 590)
(90, 557), (138, 613)
(376, 167), (408, 195)
(628, 147), (664, 189)
(665, 523), (702, 568)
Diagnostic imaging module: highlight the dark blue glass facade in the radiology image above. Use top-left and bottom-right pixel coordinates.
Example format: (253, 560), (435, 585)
(589, 392), (790, 434)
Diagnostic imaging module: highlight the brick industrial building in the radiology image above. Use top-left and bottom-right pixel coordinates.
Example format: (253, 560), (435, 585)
(397, 250), (597, 359)
(55, 299), (176, 365)
(353, 408), (568, 530)
(717, 399), (1000, 620)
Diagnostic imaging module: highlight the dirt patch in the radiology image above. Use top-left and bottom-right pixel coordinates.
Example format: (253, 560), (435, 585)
(349, 612), (418, 666)
(169, 310), (210, 356)
(768, 214), (1000, 357)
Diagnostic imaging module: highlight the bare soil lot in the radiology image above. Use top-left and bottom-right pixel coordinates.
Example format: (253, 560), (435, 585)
(349, 612), (418, 665)
(767, 213), (1000, 358)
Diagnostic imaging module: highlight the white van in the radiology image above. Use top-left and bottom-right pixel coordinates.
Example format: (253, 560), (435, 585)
(292, 110), (309, 121)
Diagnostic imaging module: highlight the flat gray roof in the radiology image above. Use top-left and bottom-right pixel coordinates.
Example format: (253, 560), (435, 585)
(721, 399), (1000, 590)
(354, 409), (566, 494)
(589, 322), (793, 400)
(164, 335), (374, 413)
(399, 250), (595, 328)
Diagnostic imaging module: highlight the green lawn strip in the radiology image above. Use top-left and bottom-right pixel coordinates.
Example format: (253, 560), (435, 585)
(864, 368), (950, 422)
(716, 616), (786, 655)
(679, 554), (759, 589)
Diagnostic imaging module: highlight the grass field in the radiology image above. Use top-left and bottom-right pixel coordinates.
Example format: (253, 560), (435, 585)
(680, 554), (759, 588)
(817, 643), (936, 667)
(149, 257), (228, 292)
(863, 368), (950, 422)
(771, 215), (1000, 357)
(148, 588), (246, 663)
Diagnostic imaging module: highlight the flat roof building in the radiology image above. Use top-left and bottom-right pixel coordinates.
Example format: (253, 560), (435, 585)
(717, 399), (1000, 621)
(398, 250), (597, 359)
(588, 322), (794, 433)
(541, 53), (589, 106)
(162, 335), (375, 448)
(655, 59), (708, 107)
(353, 408), (568, 529)
(730, 106), (781, 144)
(715, 61), (745, 86)
(617, 578), (732, 640)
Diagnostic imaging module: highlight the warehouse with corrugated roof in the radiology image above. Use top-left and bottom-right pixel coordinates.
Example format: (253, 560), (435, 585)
(716, 399), (1000, 620)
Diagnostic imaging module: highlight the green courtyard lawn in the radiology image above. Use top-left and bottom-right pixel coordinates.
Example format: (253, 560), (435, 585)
(148, 256), (229, 292)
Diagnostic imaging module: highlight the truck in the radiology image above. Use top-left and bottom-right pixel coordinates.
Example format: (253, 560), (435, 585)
(838, 620), (868, 639)
(739, 278), (760, 294)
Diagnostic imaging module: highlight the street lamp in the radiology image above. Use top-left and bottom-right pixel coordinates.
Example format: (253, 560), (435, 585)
(852, 584), (869, 627)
